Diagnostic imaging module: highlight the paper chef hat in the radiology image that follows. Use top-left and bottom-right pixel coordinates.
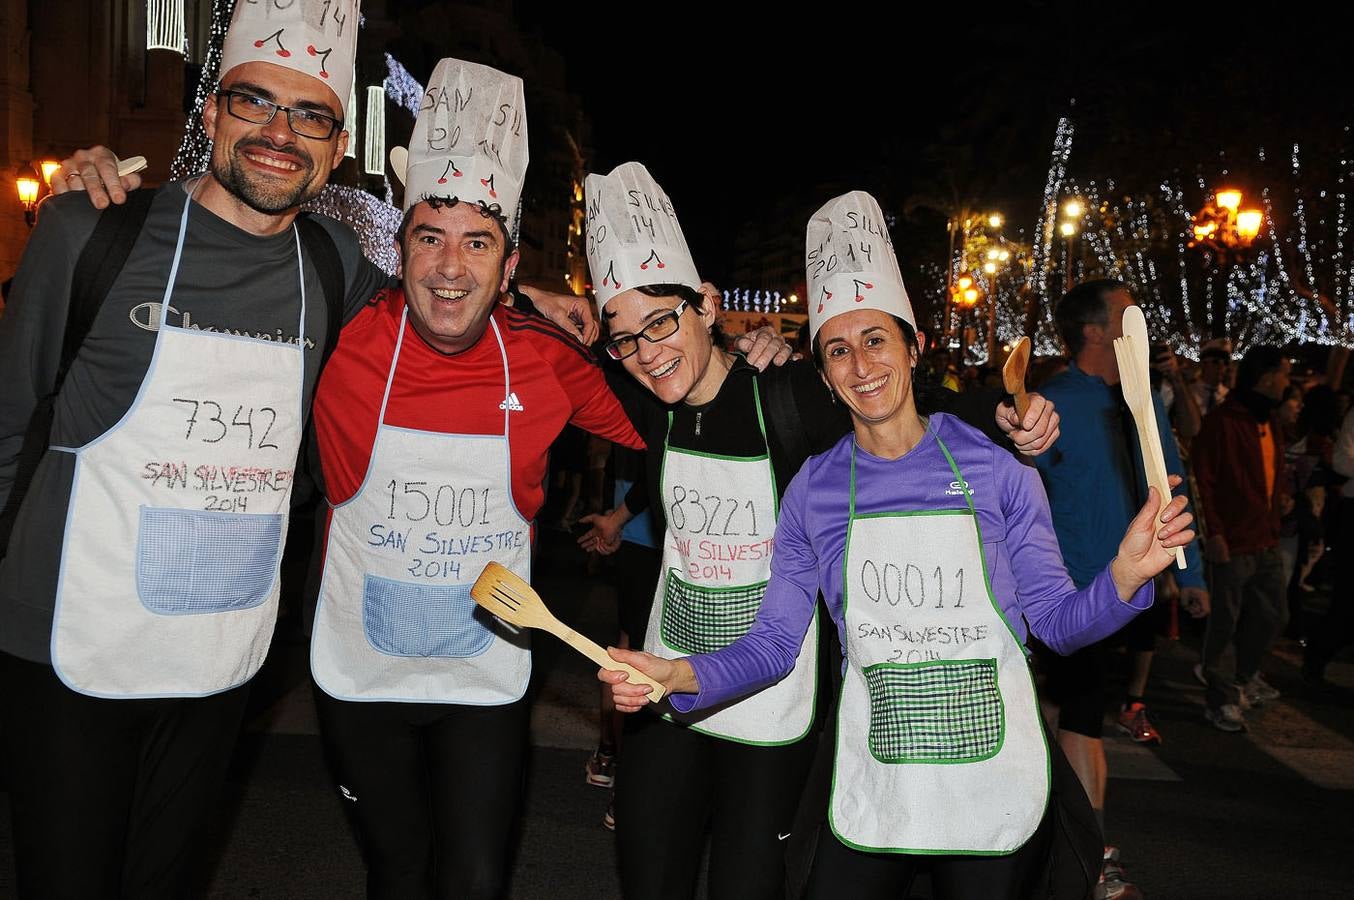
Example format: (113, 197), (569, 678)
(584, 162), (701, 310)
(219, 0), (360, 115)
(805, 191), (914, 341)
(389, 58), (529, 228)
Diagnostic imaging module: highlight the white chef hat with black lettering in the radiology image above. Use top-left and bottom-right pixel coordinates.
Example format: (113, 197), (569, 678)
(389, 57), (529, 234)
(220, 0), (360, 115)
(805, 190), (913, 341)
(584, 162), (701, 310)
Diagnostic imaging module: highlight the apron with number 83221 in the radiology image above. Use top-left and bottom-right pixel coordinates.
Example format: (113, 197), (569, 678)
(644, 379), (817, 745)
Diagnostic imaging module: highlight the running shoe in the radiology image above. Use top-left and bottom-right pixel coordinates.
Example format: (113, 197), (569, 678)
(585, 748), (616, 788)
(1116, 702), (1163, 745)
(603, 791), (616, 831)
(1094, 846), (1144, 900)
(1241, 673), (1280, 706)
(1204, 703), (1246, 732)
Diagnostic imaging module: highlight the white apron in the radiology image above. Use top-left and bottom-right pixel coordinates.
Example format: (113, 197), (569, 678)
(50, 187), (306, 698)
(644, 379), (817, 744)
(311, 308), (531, 704)
(830, 430), (1049, 854)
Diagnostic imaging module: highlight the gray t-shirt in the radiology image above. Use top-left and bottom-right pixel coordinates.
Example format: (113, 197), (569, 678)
(0, 182), (390, 663)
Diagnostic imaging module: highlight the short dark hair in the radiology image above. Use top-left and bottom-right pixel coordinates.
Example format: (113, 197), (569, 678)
(1235, 345), (1285, 393)
(601, 283), (708, 321)
(1054, 278), (1128, 357)
(395, 196), (516, 256)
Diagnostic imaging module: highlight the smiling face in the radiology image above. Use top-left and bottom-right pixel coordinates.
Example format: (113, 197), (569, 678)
(398, 200), (518, 355)
(816, 309), (923, 427)
(603, 287), (718, 405)
(204, 62), (348, 214)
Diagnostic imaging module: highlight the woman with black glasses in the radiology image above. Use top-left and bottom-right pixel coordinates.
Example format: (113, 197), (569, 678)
(575, 164), (1059, 900)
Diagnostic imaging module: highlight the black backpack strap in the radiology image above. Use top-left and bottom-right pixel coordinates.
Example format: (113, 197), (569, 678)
(294, 213), (346, 367)
(0, 188), (155, 557)
(761, 366), (812, 471)
(63, 188), (157, 381)
(289, 214), (347, 513)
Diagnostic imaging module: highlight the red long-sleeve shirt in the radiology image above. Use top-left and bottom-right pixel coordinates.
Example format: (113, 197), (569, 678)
(313, 289), (643, 519)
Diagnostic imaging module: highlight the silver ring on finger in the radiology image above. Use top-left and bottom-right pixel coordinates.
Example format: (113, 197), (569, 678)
(65, 171), (82, 180)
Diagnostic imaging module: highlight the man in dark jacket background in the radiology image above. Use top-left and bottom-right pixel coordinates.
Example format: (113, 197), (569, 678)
(1192, 345), (1292, 731)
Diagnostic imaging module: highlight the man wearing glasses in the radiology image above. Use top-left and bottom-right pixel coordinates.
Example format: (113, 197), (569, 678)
(0, 4), (382, 896)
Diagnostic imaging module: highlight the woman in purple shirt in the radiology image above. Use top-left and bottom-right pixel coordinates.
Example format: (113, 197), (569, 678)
(603, 191), (1196, 900)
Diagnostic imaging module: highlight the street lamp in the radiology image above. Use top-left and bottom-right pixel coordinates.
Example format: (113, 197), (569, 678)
(945, 209), (1005, 342)
(15, 163), (41, 227)
(1059, 220), (1078, 290)
(39, 159), (61, 186)
(1190, 187), (1265, 337)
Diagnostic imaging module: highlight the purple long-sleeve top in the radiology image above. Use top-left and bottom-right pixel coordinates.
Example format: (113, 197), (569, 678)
(671, 413), (1153, 713)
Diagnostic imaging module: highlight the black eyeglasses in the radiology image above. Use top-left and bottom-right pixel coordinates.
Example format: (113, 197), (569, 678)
(604, 299), (691, 360)
(218, 90), (341, 140)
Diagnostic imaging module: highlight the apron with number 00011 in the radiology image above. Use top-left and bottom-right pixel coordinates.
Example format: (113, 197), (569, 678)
(831, 431), (1049, 854)
(311, 308), (531, 705)
(50, 188), (306, 698)
(644, 379), (817, 744)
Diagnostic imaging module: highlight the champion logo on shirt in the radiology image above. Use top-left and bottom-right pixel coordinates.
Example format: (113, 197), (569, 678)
(945, 480), (973, 497)
(499, 392), (525, 412)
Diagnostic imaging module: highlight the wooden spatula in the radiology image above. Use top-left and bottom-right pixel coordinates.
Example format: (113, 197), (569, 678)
(1114, 307), (1186, 569)
(470, 562), (668, 701)
(1002, 336), (1032, 421)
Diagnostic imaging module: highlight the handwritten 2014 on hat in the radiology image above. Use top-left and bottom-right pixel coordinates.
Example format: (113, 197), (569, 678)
(389, 58), (529, 229)
(806, 190), (914, 341)
(219, 0), (360, 114)
(584, 162), (702, 310)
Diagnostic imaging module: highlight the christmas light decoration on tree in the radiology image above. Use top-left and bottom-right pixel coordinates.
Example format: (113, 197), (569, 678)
(171, 0), (235, 178)
(384, 52), (424, 114)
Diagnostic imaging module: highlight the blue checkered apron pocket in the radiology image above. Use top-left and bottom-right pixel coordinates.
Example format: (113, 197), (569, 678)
(136, 507), (284, 615)
(863, 659), (1005, 764)
(362, 573), (495, 658)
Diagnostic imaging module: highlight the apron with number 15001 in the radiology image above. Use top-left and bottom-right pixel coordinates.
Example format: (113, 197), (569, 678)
(644, 379), (818, 745)
(51, 186), (307, 698)
(311, 307), (531, 705)
(832, 430), (1049, 854)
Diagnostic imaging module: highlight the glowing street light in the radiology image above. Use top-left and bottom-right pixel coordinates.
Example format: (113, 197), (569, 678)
(1191, 187), (1266, 338)
(15, 162), (41, 227)
(1236, 209), (1264, 242)
(1063, 199), (1083, 219)
(1059, 221), (1077, 237)
(988, 213), (1003, 229)
(39, 159), (61, 185)
(1215, 189), (1242, 212)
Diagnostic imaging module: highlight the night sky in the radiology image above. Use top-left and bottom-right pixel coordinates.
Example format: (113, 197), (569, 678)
(504, 5), (1348, 288)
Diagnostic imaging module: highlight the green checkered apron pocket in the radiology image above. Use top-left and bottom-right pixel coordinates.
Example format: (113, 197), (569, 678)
(660, 569), (766, 655)
(863, 659), (1004, 764)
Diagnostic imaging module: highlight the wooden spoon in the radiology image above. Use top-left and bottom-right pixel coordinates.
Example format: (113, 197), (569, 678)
(1114, 307), (1186, 569)
(470, 562), (667, 701)
(1002, 336), (1032, 421)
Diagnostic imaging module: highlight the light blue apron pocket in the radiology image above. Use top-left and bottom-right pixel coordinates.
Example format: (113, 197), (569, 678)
(863, 658), (1004, 764)
(362, 574), (495, 658)
(136, 506), (284, 615)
